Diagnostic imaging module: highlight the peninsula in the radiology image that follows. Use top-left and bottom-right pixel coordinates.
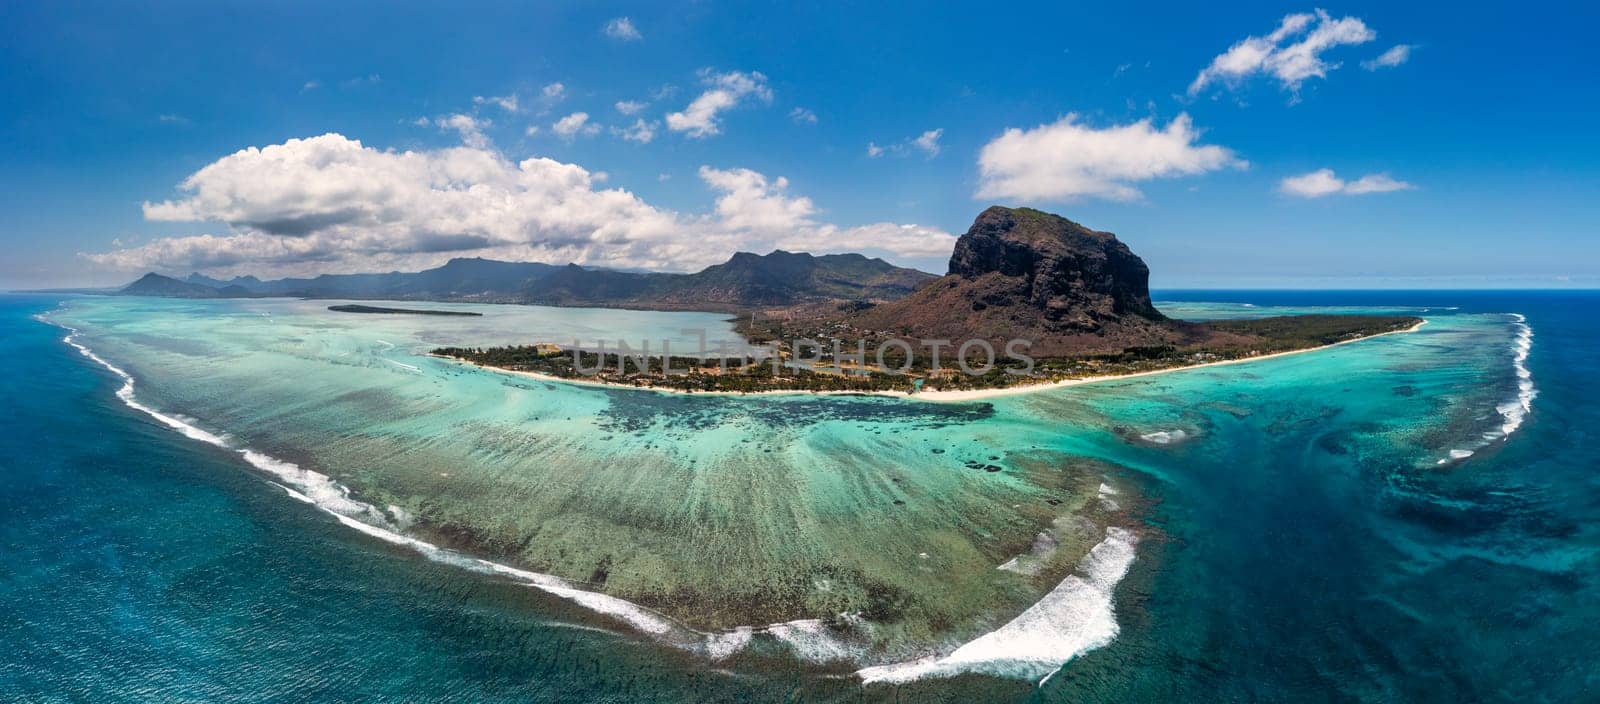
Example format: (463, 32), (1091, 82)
(434, 207), (1421, 395)
(116, 205), (1420, 396)
(327, 304), (481, 316)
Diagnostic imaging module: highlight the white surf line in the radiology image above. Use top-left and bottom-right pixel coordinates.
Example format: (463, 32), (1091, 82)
(45, 321), (893, 668)
(1497, 313), (1537, 438)
(51, 323), (708, 650)
(856, 527), (1139, 685)
(51, 319), (1141, 682)
(1438, 313), (1536, 465)
(1138, 429), (1190, 445)
(386, 359), (421, 373)
(369, 338), (420, 372)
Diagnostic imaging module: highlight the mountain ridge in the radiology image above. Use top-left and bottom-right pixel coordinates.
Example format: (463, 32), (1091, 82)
(118, 207), (1422, 366)
(121, 250), (937, 311)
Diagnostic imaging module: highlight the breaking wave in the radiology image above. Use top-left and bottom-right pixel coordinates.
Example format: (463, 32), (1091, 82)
(857, 527), (1138, 685)
(53, 321), (1142, 683)
(1496, 314), (1537, 438)
(1139, 429), (1190, 445)
(1439, 313), (1536, 465)
(55, 325), (726, 645)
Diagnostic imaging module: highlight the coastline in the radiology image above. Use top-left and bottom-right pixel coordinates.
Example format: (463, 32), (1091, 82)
(46, 308), (1150, 683)
(436, 318), (1428, 403)
(911, 318), (1428, 401)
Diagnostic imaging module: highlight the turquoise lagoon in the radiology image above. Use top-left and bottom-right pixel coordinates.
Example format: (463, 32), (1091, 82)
(5, 291), (1590, 702)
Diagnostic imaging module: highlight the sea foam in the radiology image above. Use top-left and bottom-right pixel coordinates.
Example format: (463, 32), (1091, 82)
(1139, 429), (1190, 445)
(1495, 313), (1537, 439)
(1439, 314), (1537, 465)
(56, 322), (1138, 683)
(857, 527), (1138, 685)
(58, 326), (709, 649)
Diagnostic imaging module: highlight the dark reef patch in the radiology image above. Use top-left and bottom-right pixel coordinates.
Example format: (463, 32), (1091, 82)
(594, 388), (995, 435)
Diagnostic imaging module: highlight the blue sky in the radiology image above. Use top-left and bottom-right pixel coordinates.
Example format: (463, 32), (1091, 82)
(2, 1), (1596, 289)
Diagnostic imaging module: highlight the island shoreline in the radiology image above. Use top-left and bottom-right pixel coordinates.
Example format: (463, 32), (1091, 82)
(47, 308), (1152, 680)
(432, 319), (1428, 403)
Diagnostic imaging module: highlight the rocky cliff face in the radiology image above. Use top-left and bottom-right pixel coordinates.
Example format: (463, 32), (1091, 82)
(947, 206), (1162, 327)
(851, 206), (1185, 355)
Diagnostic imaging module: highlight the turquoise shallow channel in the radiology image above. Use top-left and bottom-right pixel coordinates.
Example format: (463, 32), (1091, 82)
(4, 290), (1595, 702)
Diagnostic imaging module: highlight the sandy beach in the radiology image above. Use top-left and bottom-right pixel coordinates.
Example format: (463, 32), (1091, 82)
(911, 318), (1429, 401)
(434, 319), (1427, 403)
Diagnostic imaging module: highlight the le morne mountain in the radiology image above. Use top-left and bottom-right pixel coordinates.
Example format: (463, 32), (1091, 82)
(120, 206), (1420, 392)
(741, 206), (1418, 362)
(846, 205), (1184, 356)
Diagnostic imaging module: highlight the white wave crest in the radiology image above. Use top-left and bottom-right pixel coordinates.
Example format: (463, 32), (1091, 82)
(57, 325), (711, 650)
(765, 618), (869, 663)
(1139, 429), (1189, 445)
(1435, 313), (1537, 466)
(55, 322), (1136, 682)
(857, 527), (1139, 685)
(1495, 313), (1536, 439)
(1097, 482), (1122, 511)
(387, 359), (421, 373)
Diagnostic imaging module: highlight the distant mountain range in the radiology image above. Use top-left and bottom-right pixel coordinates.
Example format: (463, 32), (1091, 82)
(120, 250), (937, 312)
(119, 206), (1417, 359)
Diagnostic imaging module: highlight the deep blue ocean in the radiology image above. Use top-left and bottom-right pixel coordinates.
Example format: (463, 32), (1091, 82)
(2, 291), (1595, 702)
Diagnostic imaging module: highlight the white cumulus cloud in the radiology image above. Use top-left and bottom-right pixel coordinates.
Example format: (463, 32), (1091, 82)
(473, 94), (520, 112)
(1189, 10), (1377, 97)
(433, 114), (492, 149)
(615, 100), (647, 115)
(613, 118), (658, 144)
(1362, 44), (1413, 70)
(866, 128), (945, 159)
(551, 112), (600, 139)
(604, 17), (641, 41)
(1279, 168), (1414, 197)
(665, 69), (772, 138)
(82, 134), (954, 276)
(976, 113), (1244, 202)
(698, 166), (958, 258)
